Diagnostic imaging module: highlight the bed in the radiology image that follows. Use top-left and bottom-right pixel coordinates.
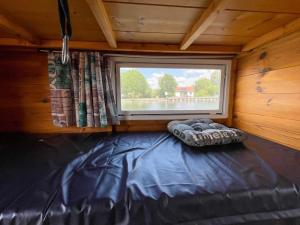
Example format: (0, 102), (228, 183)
(0, 132), (300, 225)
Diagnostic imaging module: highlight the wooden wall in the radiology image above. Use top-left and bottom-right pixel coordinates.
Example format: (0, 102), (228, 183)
(0, 49), (233, 133)
(234, 31), (300, 150)
(0, 49), (112, 133)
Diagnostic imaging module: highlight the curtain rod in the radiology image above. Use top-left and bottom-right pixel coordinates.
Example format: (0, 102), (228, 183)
(39, 49), (235, 59)
(39, 49), (60, 53)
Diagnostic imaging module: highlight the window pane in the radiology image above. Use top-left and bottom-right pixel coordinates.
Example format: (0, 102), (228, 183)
(120, 67), (222, 111)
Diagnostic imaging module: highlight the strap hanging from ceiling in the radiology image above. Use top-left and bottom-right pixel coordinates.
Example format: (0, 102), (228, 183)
(58, 0), (72, 65)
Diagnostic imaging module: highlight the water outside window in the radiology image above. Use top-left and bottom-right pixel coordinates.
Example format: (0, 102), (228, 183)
(120, 67), (222, 111)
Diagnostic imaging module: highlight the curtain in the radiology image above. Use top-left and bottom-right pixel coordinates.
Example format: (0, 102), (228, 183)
(48, 52), (119, 128)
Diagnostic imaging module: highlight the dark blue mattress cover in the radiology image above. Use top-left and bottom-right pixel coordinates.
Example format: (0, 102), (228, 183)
(0, 132), (300, 225)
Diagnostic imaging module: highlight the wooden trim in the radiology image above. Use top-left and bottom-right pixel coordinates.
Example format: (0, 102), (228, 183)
(180, 0), (229, 50)
(85, 0), (117, 48)
(13, 127), (113, 133)
(225, 57), (237, 127)
(114, 119), (228, 132)
(103, 0), (207, 8)
(0, 14), (39, 44)
(242, 17), (300, 52)
(0, 38), (242, 54)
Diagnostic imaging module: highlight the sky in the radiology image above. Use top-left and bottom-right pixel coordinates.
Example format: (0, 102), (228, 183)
(120, 67), (220, 89)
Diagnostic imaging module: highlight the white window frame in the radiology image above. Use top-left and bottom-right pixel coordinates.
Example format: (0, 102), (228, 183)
(110, 56), (232, 120)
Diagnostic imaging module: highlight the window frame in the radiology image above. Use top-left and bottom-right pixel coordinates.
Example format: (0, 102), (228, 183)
(110, 56), (232, 120)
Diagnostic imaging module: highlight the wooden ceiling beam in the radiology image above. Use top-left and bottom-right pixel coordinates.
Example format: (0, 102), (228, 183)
(180, 0), (229, 50)
(242, 17), (300, 52)
(0, 38), (241, 54)
(0, 14), (39, 44)
(85, 0), (117, 48)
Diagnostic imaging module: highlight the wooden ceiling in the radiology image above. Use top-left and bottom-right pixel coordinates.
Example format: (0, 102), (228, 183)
(0, 0), (300, 53)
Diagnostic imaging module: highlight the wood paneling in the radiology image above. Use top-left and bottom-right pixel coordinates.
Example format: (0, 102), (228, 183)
(237, 31), (300, 76)
(234, 119), (300, 151)
(105, 2), (201, 34)
(195, 34), (253, 45)
(0, 0), (299, 46)
(226, 0), (300, 14)
(0, 15), (39, 43)
(0, 0), (106, 41)
(116, 120), (170, 132)
(116, 118), (230, 132)
(104, 0), (300, 14)
(116, 31), (182, 43)
(242, 18), (300, 51)
(116, 32), (253, 45)
(235, 93), (300, 121)
(105, 2), (299, 46)
(0, 27), (12, 38)
(234, 31), (300, 150)
(235, 66), (300, 94)
(206, 11), (299, 37)
(0, 50), (111, 133)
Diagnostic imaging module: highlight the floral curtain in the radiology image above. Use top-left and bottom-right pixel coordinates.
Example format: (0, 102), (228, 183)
(48, 52), (119, 128)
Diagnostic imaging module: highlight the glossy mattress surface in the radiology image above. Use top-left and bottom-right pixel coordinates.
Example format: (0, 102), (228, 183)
(0, 132), (299, 225)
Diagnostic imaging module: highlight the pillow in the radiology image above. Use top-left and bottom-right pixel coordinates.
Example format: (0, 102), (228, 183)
(167, 119), (247, 147)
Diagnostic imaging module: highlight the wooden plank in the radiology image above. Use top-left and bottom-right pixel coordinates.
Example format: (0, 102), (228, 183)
(115, 120), (169, 132)
(0, 50), (112, 133)
(115, 118), (228, 132)
(0, 105), (112, 133)
(233, 118), (300, 151)
(227, 0), (300, 14)
(0, 14), (39, 43)
(195, 34), (253, 45)
(234, 112), (300, 137)
(180, 0), (229, 50)
(105, 2), (201, 34)
(234, 93), (300, 121)
(205, 11), (298, 37)
(237, 31), (300, 76)
(116, 31), (253, 45)
(108, 2), (284, 40)
(116, 31), (182, 43)
(0, 38), (242, 54)
(103, 0), (209, 8)
(235, 65), (300, 94)
(242, 18), (300, 51)
(0, 0), (106, 42)
(0, 26), (15, 38)
(85, 0), (117, 47)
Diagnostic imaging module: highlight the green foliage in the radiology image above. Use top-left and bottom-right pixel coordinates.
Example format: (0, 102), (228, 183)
(158, 74), (177, 97)
(120, 69), (221, 99)
(151, 89), (160, 98)
(210, 70), (221, 85)
(194, 77), (220, 97)
(121, 70), (151, 98)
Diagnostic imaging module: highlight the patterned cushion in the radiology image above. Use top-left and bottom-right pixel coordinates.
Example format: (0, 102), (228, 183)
(167, 119), (247, 147)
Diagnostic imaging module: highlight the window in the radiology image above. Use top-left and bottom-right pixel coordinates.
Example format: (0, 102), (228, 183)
(111, 56), (232, 120)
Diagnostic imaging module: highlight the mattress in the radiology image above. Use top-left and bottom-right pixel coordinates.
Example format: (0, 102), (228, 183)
(0, 132), (299, 225)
